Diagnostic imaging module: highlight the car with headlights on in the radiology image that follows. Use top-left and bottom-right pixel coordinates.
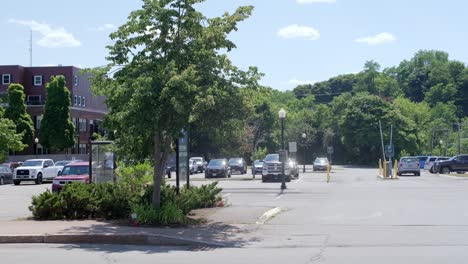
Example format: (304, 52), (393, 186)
(313, 157), (330, 172)
(228, 158), (247, 175)
(205, 159), (231, 178)
(52, 162), (90, 192)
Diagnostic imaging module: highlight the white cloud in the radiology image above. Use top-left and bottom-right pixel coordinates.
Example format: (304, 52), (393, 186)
(288, 79), (317, 85)
(278, 24), (320, 40)
(297, 0), (336, 4)
(89, 23), (116, 32)
(9, 19), (81, 48)
(355, 32), (396, 46)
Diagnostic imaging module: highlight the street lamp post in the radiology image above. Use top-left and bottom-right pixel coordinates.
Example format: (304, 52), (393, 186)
(302, 133), (307, 173)
(34, 138), (39, 158)
(279, 108), (287, 191)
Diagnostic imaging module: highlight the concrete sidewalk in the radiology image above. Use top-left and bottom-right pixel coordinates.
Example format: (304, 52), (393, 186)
(0, 208), (262, 247)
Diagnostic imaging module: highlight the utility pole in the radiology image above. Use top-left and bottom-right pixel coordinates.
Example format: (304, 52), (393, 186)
(458, 120), (462, 155)
(379, 121), (386, 162)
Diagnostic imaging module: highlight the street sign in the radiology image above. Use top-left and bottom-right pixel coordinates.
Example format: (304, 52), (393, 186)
(327, 146), (334, 154)
(385, 144), (394, 157)
(289, 142), (297, 153)
(177, 130), (189, 189)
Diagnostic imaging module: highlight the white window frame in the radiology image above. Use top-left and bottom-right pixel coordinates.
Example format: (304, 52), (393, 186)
(27, 95), (41, 105)
(82, 96), (85, 107)
(2, 74), (11, 85)
(79, 118), (87, 132)
(74, 95), (77, 106)
(34, 75), (43, 86)
(74, 75), (78, 86)
(78, 96), (82, 106)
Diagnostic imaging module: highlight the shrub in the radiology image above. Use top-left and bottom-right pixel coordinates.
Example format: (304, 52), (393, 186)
(29, 190), (64, 220)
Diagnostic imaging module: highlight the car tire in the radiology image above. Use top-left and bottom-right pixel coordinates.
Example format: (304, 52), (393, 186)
(35, 174), (43, 185)
(13, 180), (20, 186)
(429, 167), (434, 173)
(441, 167), (450, 175)
(457, 172), (465, 174)
(0, 177), (3, 185)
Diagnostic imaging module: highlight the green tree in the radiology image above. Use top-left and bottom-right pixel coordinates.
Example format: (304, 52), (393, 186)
(89, 0), (256, 209)
(4, 83), (35, 144)
(0, 107), (26, 162)
(40, 76), (75, 151)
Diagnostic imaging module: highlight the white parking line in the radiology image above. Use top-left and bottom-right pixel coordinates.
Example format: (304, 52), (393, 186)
(294, 178), (302, 184)
(274, 195), (283, 200)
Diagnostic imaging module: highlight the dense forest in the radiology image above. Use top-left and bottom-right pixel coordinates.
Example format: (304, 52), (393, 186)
(189, 50), (468, 165)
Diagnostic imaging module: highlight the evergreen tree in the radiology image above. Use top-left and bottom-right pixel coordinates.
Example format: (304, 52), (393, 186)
(40, 76), (75, 151)
(4, 83), (35, 144)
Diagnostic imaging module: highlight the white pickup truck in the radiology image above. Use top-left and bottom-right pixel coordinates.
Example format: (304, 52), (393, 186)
(13, 159), (59, 185)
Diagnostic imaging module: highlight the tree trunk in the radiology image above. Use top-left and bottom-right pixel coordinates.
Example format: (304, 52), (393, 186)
(152, 132), (172, 210)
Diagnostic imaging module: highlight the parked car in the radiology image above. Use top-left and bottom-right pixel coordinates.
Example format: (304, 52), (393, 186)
(424, 156), (450, 173)
(52, 162), (90, 192)
(433, 155), (468, 175)
(189, 159), (196, 175)
(54, 160), (83, 175)
(0, 164), (13, 185)
(397, 156), (421, 176)
(2, 162), (22, 171)
(205, 159), (231, 178)
(252, 160), (264, 176)
(190, 157), (206, 173)
(262, 154), (291, 183)
(228, 158), (247, 175)
(313, 157), (330, 172)
(417, 156), (429, 169)
(288, 158), (299, 178)
(13, 159), (60, 185)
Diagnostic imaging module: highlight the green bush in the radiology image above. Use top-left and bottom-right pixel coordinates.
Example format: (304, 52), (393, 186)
(29, 163), (223, 225)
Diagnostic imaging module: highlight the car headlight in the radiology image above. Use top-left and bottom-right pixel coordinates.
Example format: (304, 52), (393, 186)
(30, 169), (36, 175)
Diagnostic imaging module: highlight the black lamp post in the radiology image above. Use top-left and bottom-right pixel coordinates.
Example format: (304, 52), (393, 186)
(302, 133), (307, 173)
(279, 108), (287, 191)
(34, 137), (39, 158)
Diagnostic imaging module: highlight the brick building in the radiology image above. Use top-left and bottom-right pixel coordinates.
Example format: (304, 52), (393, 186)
(0, 65), (107, 155)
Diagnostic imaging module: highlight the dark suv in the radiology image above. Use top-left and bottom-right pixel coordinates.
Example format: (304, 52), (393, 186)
(228, 158), (247, 175)
(205, 159), (231, 178)
(433, 155), (468, 175)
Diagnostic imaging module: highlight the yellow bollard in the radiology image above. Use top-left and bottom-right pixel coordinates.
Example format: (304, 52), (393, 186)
(379, 159), (382, 176)
(326, 164), (330, 183)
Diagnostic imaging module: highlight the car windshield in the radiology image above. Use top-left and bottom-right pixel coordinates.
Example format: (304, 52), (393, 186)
(402, 158), (418, 163)
(22, 160), (43, 166)
(61, 166), (89, 176)
(55, 161), (70, 166)
(209, 159), (225, 166)
(429, 158), (437, 162)
(264, 154), (279, 162)
(191, 158), (203, 162)
(418, 157), (428, 161)
(315, 158), (327, 164)
(229, 159), (242, 165)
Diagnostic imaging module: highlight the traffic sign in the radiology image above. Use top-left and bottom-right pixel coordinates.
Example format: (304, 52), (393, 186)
(327, 146), (334, 154)
(385, 144), (394, 157)
(289, 142), (297, 153)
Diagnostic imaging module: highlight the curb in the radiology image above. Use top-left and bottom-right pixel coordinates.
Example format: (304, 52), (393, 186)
(377, 175), (399, 180)
(0, 233), (225, 247)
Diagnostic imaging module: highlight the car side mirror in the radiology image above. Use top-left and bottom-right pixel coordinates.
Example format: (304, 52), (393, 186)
(43, 164), (49, 168)
(57, 170), (62, 176)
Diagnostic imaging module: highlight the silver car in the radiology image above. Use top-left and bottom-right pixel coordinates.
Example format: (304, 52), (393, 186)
(397, 157), (420, 176)
(313, 157), (330, 172)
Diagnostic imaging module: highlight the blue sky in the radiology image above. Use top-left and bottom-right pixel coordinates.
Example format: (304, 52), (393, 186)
(2, 0), (468, 90)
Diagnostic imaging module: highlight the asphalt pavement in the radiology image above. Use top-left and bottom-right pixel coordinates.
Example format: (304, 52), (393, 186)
(2, 167), (468, 263)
